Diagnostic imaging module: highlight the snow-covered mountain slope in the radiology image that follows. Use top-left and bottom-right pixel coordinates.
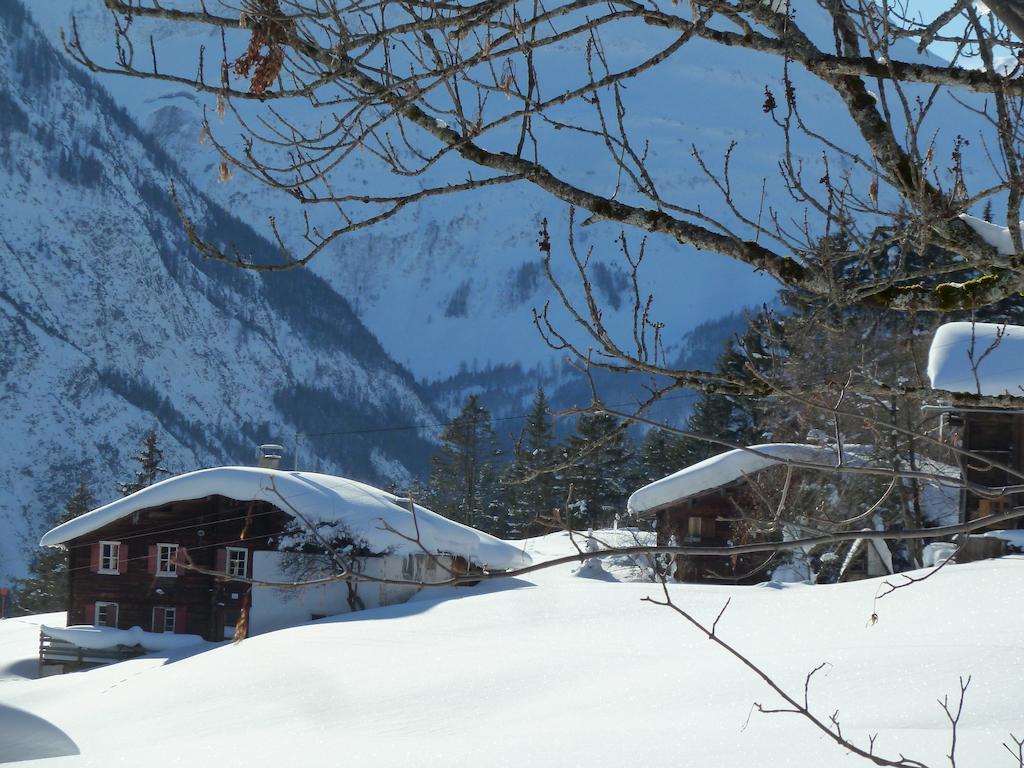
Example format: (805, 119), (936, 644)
(24, 2), (983, 381)
(0, 2), (441, 583)
(2, 534), (1022, 766)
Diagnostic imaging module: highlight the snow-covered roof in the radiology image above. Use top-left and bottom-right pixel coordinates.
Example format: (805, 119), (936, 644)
(959, 214), (1022, 256)
(41, 625), (206, 652)
(927, 321), (1024, 397)
(40, 467), (531, 571)
(628, 443), (846, 515)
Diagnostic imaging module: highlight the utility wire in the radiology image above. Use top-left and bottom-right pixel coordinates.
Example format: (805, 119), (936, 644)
(303, 390), (701, 439)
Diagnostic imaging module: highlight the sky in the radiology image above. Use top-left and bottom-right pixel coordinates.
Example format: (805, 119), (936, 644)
(904, 0), (996, 63)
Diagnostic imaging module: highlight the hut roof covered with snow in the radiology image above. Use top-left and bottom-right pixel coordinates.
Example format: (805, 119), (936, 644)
(40, 467), (530, 570)
(927, 321), (1024, 397)
(627, 443), (849, 516)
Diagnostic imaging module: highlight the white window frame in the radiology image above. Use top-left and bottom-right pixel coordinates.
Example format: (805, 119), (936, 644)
(152, 606), (176, 633)
(98, 541), (121, 574)
(225, 547), (248, 578)
(95, 601), (118, 628)
(156, 543), (179, 577)
(402, 553), (424, 581)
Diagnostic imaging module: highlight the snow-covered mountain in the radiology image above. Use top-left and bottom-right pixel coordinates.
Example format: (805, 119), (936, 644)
(21, 2), (989, 397)
(21, 0), (940, 382)
(0, 2), (441, 582)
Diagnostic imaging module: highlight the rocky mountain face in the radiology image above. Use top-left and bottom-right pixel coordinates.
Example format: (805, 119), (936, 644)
(22, 2), (983, 398)
(0, 1), (441, 582)
(22, 1), (810, 385)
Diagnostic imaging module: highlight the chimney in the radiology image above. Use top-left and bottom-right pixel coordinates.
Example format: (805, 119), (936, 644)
(257, 444), (284, 470)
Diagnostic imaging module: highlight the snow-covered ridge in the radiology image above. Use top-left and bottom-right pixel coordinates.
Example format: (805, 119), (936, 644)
(25, 0), (978, 381)
(927, 321), (1024, 396)
(0, 2), (440, 581)
(41, 467), (532, 571)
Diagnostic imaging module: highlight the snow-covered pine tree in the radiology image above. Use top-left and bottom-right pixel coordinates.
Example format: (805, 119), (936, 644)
(428, 395), (503, 531)
(13, 481), (93, 615)
(119, 429), (169, 496)
(674, 334), (764, 469)
(564, 412), (638, 529)
(637, 425), (690, 483)
(503, 388), (563, 535)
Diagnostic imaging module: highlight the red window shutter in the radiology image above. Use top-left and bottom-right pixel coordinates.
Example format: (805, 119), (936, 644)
(153, 607), (165, 633)
(175, 606), (187, 634)
(85, 603), (95, 626)
(216, 548), (227, 574)
(148, 545), (157, 574)
(89, 543), (99, 573)
(118, 544), (128, 574)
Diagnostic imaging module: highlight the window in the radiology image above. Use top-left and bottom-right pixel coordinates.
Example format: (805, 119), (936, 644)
(402, 554), (424, 581)
(98, 541), (121, 574)
(686, 517), (711, 542)
(156, 544), (178, 577)
(95, 601), (118, 628)
(152, 607), (176, 633)
(226, 547), (248, 578)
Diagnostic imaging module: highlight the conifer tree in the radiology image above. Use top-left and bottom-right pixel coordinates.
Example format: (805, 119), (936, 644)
(675, 336), (763, 469)
(428, 395), (502, 530)
(13, 481), (93, 615)
(120, 428), (169, 496)
(564, 412), (638, 528)
(504, 388), (562, 535)
(637, 425), (690, 483)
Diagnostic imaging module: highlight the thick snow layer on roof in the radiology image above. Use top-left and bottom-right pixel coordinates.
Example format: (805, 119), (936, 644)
(628, 443), (846, 515)
(40, 467), (531, 570)
(959, 214), (1024, 256)
(927, 321), (1024, 396)
(41, 625), (206, 652)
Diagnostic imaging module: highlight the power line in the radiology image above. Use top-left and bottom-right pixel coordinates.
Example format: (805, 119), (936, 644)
(303, 391), (701, 439)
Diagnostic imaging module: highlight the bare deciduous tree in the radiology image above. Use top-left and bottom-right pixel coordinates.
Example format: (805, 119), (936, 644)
(64, 1), (1024, 314)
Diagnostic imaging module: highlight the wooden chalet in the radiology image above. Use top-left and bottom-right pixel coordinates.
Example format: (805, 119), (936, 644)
(38, 461), (531, 671)
(53, 493), (290, 641)
(627, 442), (917, 583)
(627, 444), (846, 583)
(927, 321), (1024, 529)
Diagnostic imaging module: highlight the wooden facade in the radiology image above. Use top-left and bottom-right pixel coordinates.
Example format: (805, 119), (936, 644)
(651, 486), (757, 583)
(63, 495), (291, 642)
(946, 409), (1024, 526)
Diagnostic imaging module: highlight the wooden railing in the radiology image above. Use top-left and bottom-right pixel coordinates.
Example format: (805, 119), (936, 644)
(39, 630), (146, 674)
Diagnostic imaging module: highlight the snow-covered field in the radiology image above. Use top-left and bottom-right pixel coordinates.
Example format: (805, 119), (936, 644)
(2, 533), (1022, 767)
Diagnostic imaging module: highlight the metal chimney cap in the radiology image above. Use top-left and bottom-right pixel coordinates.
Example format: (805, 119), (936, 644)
(257, 443), (284, 469)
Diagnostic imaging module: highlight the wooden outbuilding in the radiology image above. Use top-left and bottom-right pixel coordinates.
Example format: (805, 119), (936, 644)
(628, 443), (846, 583)
(927, 321), (1024, 528)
